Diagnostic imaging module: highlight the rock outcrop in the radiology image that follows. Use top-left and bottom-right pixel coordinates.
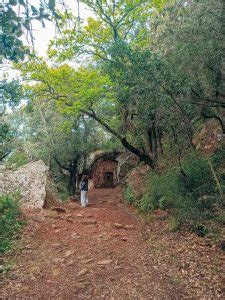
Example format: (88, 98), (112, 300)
(0, 160), (60, 209)
(192, 119), (224, 155)
(116, 152), (139, 182)
(125, 164), (149, 199)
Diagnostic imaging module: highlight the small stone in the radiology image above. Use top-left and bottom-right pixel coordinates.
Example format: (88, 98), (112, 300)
(114, 266), (123, 270)
(81, 259), (93, 264)
(65, 250), (73, 257)
(65, 214), (72, 218)
(52, 268), (60, 277)
(97, 259), (112, 266)
(55, 229), (61, 233)
(53, 258), (64, 264)
(112, 233), (120, 237)
(71, 233), (79, 238)
(86, 214), (92, 218)
(52, 243), (61, 247)
(76, 213), (84, 218)
(77, 255), (85, 259)
(114, 223), (135, 230)
(78, 268), (88, 276)
(82, 220), (97, 225)
(68, 260), (76, 266)
(109, 277), (116, 281)
(51, 207), (66, 213)
(124, 225), (135, 230)
(114, 223), (124, 229)
(122, 237), (128, 241)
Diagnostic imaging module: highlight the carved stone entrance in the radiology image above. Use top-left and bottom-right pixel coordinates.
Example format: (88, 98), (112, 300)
(104, 172), (113, 187)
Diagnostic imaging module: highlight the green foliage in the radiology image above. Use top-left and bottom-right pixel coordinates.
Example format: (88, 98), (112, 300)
(124, 184), (136, 204)
(135, 152), (224, 235)
(1, 0), (62, 62)
(0, 193), (24, 254)
(53, 173), (70, 201)
(138, 168), (183, 212)
(138, 193), (153, 212)
(5, 151), (28, 169)
(5, 0), (225, 239)
(1, 78), (23, 110)
(1, 78), (24, 162)
(183, 154), (216, 197)
(0, 123), (14, 161)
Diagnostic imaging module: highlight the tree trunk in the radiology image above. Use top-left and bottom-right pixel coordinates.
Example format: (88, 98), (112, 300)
(54, 157), (78, 196)
(152, 122), (158, 161)
(158, 128), (163, 155)
(68, 159), (79, 196)
(82, 109), (155, 168)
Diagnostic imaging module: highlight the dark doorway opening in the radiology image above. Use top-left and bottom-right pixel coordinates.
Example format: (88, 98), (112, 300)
(104, 172), (113, 187)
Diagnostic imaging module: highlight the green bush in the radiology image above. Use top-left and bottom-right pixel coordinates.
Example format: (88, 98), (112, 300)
(124, 184), (136, 204)
(138, 168), (184, 212)
(5, 151), (28, 169)
(138, 193), (152, 212)
(182, 154), (216, 197)
(0, 193), (24, 254)
(133, 152), (223, 235)
(53, 173), (70, 201)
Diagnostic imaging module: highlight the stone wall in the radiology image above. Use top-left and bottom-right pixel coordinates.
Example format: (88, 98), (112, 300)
(93, 160), (118, 188)
(0, 160), (60, 209)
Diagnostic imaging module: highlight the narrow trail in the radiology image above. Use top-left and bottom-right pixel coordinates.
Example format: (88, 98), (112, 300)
(1, 187), (223, 299)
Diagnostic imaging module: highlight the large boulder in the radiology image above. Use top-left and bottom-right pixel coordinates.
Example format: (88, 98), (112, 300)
(125, 164), (149, 199)
(0, 160), (60, 209)
(116, 152), (139, 182)
(192, 120), (224, 155)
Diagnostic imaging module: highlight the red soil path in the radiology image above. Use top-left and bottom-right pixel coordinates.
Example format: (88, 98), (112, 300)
(1, 187), (223, 299)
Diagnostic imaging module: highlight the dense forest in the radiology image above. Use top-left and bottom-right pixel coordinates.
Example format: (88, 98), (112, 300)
(0, 0), (225, 297)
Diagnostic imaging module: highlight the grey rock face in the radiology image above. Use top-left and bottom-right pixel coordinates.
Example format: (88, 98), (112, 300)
(116, 152), (138, 182)
(0, 160), (59, 209)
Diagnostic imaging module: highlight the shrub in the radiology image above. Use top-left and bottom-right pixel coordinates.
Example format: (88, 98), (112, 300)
(132, 152), (223, 235)
(0, 193), (24, 254)
(182, 153), (216, 197)
(5, 151), (28, 169)
(138, 168), (184, 212)
(124, 184), (136, 204)
(138, 193), (152, 212)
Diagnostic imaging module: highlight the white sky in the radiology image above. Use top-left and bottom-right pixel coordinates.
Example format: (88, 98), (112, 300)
(1, 1), (93, 79)
(25, 1), (93, 57)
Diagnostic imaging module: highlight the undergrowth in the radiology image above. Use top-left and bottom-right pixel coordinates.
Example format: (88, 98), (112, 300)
(125, 149), (225, 237)
(0, 192), (24, 254)
(5, 151), (28, 169)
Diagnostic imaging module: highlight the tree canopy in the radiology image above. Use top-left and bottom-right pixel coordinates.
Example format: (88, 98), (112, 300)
(2, 0), (225, 199)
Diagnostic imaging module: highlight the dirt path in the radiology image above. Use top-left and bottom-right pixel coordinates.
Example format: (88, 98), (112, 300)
(1, 187), (224, 299)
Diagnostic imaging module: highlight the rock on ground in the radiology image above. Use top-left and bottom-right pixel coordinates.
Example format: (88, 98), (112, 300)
(0, 160), (60, 209)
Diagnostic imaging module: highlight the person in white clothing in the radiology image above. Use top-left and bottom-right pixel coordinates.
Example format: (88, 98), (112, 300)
(79, 175), (88, 207)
